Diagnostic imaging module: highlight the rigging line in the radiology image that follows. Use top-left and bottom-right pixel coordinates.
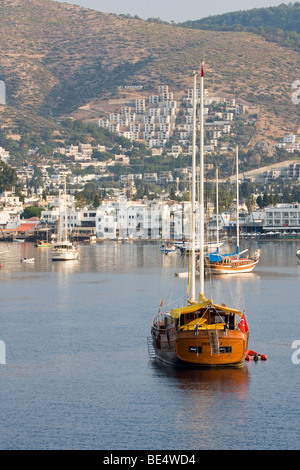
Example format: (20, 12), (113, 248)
(238, 168), (252, 252)
(160, 241), (188, 310)
(167, 293), (190, 310)
(186, 178), (193, 301)
(160, 256), (175, 306)
(241, 170), (261, 250)
(187, 251), (191, 302)
(224, 275), (245, 313)
(207, 263), (214, 300)
(159, 245), (175, 308)
(169, 259), (187, 305)
(241, 209), (251, 251)
(165, 271), (190, 311)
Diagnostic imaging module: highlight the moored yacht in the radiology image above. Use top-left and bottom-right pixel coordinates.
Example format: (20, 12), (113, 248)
(150, 65), (249, 368)
(51, 178), (78, 261)
(205, 147), (261, 275)
(51, 240), (78, 261)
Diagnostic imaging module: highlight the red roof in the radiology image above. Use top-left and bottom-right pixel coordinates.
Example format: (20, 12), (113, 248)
(16, 223), (37, 232)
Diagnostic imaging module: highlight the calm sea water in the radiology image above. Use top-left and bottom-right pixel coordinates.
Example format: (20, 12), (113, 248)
(0, 239), (299, 450)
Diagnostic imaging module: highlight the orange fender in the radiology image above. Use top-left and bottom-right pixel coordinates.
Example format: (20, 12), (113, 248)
(246, 350), (267, 361)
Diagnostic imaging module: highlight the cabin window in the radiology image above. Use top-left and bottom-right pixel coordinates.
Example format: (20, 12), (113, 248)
(189, 346), (202, 354)
(219, 346), (232, 353)
(215, 315), (226, 323)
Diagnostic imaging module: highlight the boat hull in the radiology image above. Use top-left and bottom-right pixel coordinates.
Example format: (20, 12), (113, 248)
(37, 242), (52, 247)
(151, 328), (248, 368)
(206, 260), (258, 274)
(51, 250), (78, 260)
(51, 241), (78, 261)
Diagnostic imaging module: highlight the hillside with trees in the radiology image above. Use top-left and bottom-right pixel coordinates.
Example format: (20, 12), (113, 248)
(0, 0), (298, 140)
(179, 2), (300, 51)
(0, 0), (299, 181)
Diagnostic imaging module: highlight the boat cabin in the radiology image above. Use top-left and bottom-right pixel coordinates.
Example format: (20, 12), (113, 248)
(178, 306), (236, 332)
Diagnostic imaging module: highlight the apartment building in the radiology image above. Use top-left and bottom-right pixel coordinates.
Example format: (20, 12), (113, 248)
(264, 204), (300, 231)
(95, 200), (193, 240)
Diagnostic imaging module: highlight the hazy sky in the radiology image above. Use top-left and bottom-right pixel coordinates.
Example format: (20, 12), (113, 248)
(56, 0), (291, 22)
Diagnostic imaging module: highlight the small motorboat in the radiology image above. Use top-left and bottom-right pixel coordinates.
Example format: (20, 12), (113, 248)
(20, 257), (35, 263)
(160, 243), (177, 255)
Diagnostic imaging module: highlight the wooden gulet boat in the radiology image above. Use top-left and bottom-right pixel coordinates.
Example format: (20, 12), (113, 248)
(151, 65), (249, 368)
(206, 247), (260, 274)
(205, 147), (261, 275)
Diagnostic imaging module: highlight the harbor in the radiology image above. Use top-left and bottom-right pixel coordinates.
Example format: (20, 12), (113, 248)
(0, 0), (299, 455)
(0, 240), (299, 449)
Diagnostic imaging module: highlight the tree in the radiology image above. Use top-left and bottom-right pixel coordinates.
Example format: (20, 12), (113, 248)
(263, 191), (270, 207)
(256, 195), (263, 208)
(93, 194), (100, 208)
(169, 187), (176, 200)
(0, 161), (18, 192)
(21, 206), (43, 219)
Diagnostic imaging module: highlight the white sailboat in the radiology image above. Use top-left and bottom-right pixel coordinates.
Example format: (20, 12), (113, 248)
(51, 178), (78, 261)
(179, 239), (224, 255)
(150, 65), (249, 367)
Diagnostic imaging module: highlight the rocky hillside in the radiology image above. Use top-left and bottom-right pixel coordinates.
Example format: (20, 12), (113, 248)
(0, 0), (299, 146)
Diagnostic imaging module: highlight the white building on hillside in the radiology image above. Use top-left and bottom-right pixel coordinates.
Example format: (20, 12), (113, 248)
(0, 81), (6, 105)
(0, 147), (10, 163)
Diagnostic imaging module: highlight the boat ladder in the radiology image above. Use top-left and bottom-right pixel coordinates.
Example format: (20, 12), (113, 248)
(208, 330), (220, 355)
(147, 337), (156, 360)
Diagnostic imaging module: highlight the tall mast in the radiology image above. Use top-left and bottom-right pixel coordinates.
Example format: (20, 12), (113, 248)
(199, 61), (205, 298)
(216, 167), (219, 249)
(58, 186), (62, 242)
(236, 146), (239, 257)
(64, 176), (67, 241)
(190, 70), (197, 302)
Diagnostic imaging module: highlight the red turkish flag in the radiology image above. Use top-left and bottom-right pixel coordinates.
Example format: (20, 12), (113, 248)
(238, 314), (249, 334)
(201, 63), (204, 77)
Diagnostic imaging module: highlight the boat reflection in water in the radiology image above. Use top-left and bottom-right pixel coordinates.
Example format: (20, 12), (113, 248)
(150, 360), (250, 441)
(150, 360), (250, 443)
(151, 360), (250, 395)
